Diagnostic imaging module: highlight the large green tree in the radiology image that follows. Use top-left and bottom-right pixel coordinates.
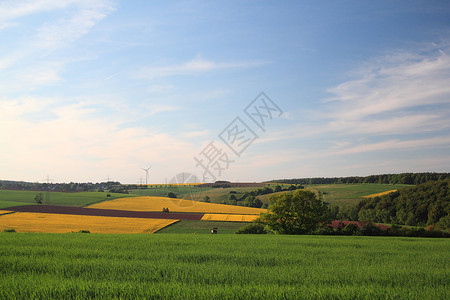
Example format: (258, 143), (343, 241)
(258, 190), (330, 234)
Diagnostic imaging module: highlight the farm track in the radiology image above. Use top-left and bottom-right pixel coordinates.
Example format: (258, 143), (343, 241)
(4, 205), (204, 220)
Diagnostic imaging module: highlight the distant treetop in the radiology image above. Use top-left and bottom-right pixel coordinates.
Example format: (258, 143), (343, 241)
(267, 172), (450, 185)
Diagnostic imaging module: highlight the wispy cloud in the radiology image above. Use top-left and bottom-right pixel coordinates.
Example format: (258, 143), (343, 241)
(35, 1), (115, 57)
(0, 0), (115, 79)
(323, 43), (450, 136)
(135, 57), (269, 80)
(331, 136), (450, 156)
(0, 0), (76, 26)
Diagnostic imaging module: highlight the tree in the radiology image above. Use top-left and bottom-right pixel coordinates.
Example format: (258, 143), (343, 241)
(235, 223), (267, 234)
(203, 195), (210, 203)
(34, 193), (43, 204)
(257, 190), (330, 234)
(243, 196), (263, 208)
(167, 192), (177, 198)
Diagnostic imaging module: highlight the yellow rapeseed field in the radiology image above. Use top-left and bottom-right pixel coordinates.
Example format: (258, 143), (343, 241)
(363, 190), (397, 198)
(201, 214), (259, 222)
(0, 210), (11, 215)
(89, 196), (267, 215)
(0, 212), (177, 233)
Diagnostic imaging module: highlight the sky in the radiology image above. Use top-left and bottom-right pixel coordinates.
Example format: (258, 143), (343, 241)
(1, 0), (450, 184)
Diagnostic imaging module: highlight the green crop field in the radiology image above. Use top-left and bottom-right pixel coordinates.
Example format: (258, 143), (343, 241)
(0, 190), (136, 209)
(0, 233), (448, 299)
(156, 220), (249, 234)
(129, 185), (213, 200)
(130, 186), (261, 204)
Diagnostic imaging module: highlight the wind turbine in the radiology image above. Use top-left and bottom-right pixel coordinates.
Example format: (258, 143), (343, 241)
(141, 166), (151, 185)
(202, 173), (209, 183)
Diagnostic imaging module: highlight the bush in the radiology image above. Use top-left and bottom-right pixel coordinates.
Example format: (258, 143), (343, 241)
(343, 223), (360, 235)
(78, 230), (90, 233)
(2, 228), (16, 233)
(360, 223), (382, 236)
(314, 226), (335, 235)
(167, 192), (177, 198)
(235, 223), (267, 234)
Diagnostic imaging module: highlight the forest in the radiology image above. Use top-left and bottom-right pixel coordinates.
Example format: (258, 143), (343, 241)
(353, 180), (449, 229)
(271, 172), (450, 185)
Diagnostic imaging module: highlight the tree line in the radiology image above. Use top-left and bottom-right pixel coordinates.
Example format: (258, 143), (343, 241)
(0, 180), (121, 192)
(269, 172), (450, 185)
(353, 180), (449, 230)
(237, 188), (449, 237)
(219, 185), (303, 208)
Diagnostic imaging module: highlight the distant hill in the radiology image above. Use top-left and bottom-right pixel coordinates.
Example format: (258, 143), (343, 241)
(268, 172), (450, 185)
(356, 180), (449, 229)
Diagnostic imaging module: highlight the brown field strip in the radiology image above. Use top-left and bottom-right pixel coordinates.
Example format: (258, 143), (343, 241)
(5, 205), (204, 220)
(0, 212), (178, 233)
(201, 214), (259, 222)
(88, 196), (267, 215)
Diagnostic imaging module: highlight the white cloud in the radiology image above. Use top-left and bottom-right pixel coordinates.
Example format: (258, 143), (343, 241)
(331, 136), (450, 156)
(0, 97), (198, 183)
(0, 0), (76, 26)
(135, 57), (269, 80)
(0, 0), (115, 77)
(142, 104), (180, 115)
(35, 1), (115, 57)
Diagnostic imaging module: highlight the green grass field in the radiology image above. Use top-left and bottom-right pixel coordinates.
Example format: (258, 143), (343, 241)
(305, 183), (410, 206)
(0, 190), (136, 209)
(0, 233), (448, 299)
(130, 185), (213, 200)
(130, 186), (261, 204)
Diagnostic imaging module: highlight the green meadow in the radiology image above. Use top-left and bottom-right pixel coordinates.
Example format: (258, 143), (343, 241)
(305, 183), (409, 206)
(0, 233), (448, 299)
(0, 190), (135, 209)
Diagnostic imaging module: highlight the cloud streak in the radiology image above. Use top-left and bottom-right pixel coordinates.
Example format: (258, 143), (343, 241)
(135, 57), (269, 80)
(323, 44), (450, 136)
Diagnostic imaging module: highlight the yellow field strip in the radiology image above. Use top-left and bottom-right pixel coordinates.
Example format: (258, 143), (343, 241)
(0, 210), (11, 215)
(201, 214), (259, 222)
(363, 190), (397, 198)
(0, 212), (178, 233)
(89, 196), (267, 215)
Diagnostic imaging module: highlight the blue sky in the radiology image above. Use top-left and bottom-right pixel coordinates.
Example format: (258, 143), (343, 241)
(1, 0), (449, 184)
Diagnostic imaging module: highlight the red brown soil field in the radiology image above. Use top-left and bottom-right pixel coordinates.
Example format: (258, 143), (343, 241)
(198, 182), (266, 188)
(5, 205), (204, 220)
